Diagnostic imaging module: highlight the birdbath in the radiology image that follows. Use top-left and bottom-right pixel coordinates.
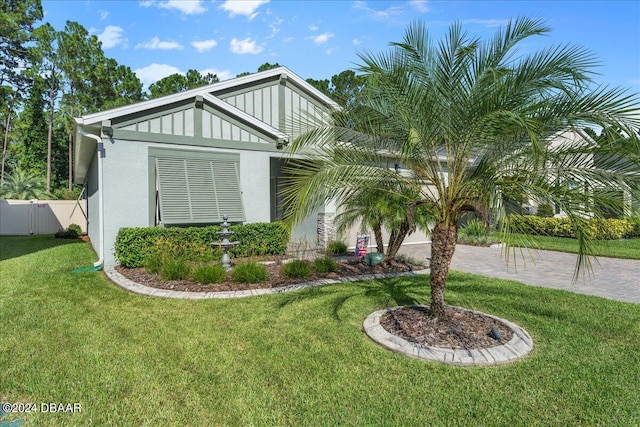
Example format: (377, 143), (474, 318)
(215, 214), (239, 271)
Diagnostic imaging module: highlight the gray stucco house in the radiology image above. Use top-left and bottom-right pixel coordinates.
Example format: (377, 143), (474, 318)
(73, 67), (341, 268)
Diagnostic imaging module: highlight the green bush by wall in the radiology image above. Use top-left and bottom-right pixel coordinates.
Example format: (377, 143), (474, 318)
(115, 222), (290, 268)
(507, 215), (637, 240)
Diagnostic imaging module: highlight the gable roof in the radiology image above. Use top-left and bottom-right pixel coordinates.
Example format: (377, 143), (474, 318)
(73, 67), (340, 184)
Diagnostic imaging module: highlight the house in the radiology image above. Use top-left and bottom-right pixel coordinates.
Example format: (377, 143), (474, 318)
(73, 67), (342, 268)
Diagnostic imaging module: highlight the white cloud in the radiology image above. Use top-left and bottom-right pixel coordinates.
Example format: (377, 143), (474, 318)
(200, 68), (233, 81)
(311, 32), (334, 45)
(309, 24), (319, 31)
(220, 0), (269, 19)
(99, 10), (109, 20)
(229, 37), (264, 54)
(191, 39), (218, 52)
(97, 26), (126, 49)
(352, 38), (362, 45)
(325, 48), (336, 55)
(409, 0), (429, 13)
(139, 0), (155, 7)
(267, 17), (283, 39)
(134, 63), (182, 88)
(283, 36), (294, 43)
(158, 0), (207, 15)
(353, 1), (404, 19)
(136, 36), (184, 50)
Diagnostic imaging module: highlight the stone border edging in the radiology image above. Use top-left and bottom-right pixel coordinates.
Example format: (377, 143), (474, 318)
(105, 268), (430, 299)
(363, 305), (534, 366)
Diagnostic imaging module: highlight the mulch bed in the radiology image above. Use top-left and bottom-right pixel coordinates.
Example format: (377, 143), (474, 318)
(380, 305), (514, 350)
(115, 258), (419, 293)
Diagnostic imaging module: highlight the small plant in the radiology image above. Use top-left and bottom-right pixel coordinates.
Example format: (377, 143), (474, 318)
(160, 258), (192, 281)
(281, 259), (312, 278)
(326, 240), (348, 256)
(143, 251), (163, 274)
(54, 223), (82, 239)
(459, 218), (488, 238)
(313, 257), (338, 273)
(231, 262), (269, 283)
(394, 254), (426, 267)
(536, 203), (554, 217)
(192, 264), (227, 284)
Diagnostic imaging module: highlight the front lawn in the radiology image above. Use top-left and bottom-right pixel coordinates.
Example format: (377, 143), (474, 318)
(492, 232), (640, 260)
(1, 236), (639, 426)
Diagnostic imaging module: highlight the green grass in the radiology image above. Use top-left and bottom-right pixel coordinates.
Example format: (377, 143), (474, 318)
(1, 235), (640, 426)
(492, 233), (640, 260)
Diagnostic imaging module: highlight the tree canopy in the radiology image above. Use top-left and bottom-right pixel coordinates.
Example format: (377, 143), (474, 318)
(283, 18), (640, 317)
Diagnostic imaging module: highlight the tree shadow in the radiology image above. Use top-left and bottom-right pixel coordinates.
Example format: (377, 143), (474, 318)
(276, 276), (427, 321)
(0, 235), (82, 262)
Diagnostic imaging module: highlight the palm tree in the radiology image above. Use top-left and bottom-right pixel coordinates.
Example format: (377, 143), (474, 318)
(283, 18), (640, 317)
(0, 167), (47, 200)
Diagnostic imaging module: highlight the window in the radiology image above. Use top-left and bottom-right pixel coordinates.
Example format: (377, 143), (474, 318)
(152, 149), (245, 225)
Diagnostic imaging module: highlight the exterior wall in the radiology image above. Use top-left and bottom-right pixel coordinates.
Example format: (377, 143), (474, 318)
(96, 138), (319, 268)
(86, 152), (100, 257)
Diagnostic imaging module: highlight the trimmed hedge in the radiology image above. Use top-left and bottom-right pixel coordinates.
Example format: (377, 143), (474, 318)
(115, 222), (289, 268)
(507, 215), (638, 240)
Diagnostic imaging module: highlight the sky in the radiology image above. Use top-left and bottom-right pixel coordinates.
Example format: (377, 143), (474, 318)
(41, 0), (640, 91)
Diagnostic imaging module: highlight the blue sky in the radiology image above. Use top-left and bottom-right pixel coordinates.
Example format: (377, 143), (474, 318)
(42, 1), (640, 91)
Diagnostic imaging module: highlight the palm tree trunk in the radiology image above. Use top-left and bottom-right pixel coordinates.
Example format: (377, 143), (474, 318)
(429, 222), (457, 318)
(373, 223), (384, 253)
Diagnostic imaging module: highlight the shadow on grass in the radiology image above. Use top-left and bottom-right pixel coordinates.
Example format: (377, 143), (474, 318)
(0, 235), (83, 262)
(276, 276), (428, 321)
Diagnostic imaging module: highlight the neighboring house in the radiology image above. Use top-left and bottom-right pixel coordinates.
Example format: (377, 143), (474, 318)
(73, 67), (341, 268)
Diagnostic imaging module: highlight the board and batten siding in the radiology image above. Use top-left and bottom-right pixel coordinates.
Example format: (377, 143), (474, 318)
(201, 109), (271, 144)
(119, 108), (195, 137)
(220, 84), (280, 130)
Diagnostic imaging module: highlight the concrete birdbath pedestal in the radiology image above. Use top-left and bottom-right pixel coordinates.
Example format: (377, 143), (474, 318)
(215, 214), (239, 271)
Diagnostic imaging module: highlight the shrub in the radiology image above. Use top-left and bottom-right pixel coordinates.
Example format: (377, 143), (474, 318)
(313, 257), (338, 273)
(115, 222), (290, 268)
(326, 240), (348, 256)
(506, 215), (636, 240)
(281, 259), (311, 278)
(54, 224), (81, 239)
(459, 218), (488, 238)
(192, 264), (227, 284)
(536, 203), (555, 217)
(160, 258), (192, 281)
(231, 262), (269, 283)
(625, 216), (640, 237)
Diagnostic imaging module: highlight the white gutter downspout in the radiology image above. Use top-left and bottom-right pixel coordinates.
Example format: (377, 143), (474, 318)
(77, 127), (105, 268)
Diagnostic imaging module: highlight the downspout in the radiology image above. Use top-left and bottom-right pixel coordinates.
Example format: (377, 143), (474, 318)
(77, 127), (105, 268)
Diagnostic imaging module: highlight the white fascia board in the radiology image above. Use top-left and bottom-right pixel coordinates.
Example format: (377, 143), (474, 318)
(78, 66), (340, 126)
(200, 93), (288, 141)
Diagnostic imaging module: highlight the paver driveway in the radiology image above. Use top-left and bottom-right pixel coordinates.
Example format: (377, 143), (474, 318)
(398, 243), (640, 304)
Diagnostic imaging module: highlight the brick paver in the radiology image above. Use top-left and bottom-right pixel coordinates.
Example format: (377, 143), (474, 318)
(398, 243), (640, 304)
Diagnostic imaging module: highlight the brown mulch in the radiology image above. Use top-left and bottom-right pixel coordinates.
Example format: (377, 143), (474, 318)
(380, 305), (514, 350)
(115, 258), (418, 293)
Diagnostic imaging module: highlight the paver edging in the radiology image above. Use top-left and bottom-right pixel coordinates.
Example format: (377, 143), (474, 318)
(105, 267), (430, 299)
(362, 305), (534, 366)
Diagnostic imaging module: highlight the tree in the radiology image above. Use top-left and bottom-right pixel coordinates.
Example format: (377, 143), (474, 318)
(306, 70), (366, 107)
(282, 19), (640, 317)
(0, 0), (43, 181)
(148, 69), (219, 99)
(0, 167), (46, 199)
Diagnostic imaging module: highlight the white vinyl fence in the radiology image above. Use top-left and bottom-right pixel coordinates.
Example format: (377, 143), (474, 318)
(0, 199), (87, 235)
